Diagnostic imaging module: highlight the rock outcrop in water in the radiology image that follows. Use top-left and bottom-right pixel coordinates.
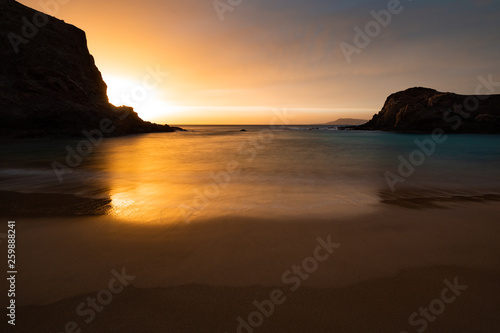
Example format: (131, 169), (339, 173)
(0, 0), (180, 137)
(356, 87), (500, 133)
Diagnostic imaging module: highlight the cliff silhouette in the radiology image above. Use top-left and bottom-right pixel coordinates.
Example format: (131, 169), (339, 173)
(357, 87), (500, 133)
(0, 0), (180, 137)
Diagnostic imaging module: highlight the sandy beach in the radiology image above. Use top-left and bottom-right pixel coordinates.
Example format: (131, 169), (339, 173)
(2, 192), (500, 332)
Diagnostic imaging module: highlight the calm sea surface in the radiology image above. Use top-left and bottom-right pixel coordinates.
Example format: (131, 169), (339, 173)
(1, 125), (500, 222)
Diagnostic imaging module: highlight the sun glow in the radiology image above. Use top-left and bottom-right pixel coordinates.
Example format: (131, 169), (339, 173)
(103, 74), (176, 122)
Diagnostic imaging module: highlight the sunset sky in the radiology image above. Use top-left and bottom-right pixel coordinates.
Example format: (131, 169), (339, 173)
(19, 0), (500, 124)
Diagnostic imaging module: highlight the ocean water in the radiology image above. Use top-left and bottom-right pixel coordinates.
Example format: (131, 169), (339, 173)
(1, 125), (500, 223)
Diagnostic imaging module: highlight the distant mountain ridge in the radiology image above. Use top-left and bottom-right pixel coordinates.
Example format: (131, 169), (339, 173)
(356, 87), (500, 133)
(0, 0), (180, 137)
(325, 118), (368, 126)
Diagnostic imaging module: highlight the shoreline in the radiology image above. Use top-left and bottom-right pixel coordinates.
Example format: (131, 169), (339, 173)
(2, 186), (500, 217)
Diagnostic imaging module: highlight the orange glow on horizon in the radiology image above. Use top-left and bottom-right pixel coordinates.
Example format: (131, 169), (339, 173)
(17, 0), (497, 125)
(103, 72), (376, 124)
(15, 0), (380, 125)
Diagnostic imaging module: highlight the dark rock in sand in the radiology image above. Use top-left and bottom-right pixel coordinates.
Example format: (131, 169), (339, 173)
(0, 0), (181, 138)
(356, 87), (500, 133)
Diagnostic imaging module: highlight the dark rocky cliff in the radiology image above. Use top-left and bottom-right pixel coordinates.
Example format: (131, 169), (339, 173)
(357, 87), (500, 133)
(0, 0), (179, 137)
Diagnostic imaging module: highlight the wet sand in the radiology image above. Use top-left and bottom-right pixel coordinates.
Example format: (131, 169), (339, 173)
(0, 191), (111, 216)
(1, 193), (500, 332)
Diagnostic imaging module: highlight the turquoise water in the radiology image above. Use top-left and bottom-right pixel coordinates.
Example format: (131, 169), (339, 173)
(1, 126), (500, 222)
